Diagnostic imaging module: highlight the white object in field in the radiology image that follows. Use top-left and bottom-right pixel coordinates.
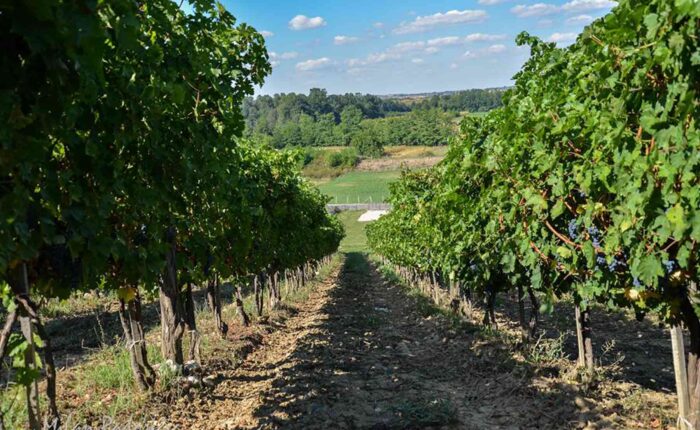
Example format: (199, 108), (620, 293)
(358, 210), (388, 222)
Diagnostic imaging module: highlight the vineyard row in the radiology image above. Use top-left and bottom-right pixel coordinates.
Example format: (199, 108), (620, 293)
(367, 0), (699, 427)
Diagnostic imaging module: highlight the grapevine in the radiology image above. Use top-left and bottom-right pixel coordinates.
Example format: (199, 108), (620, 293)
(368, 0), (699, 424)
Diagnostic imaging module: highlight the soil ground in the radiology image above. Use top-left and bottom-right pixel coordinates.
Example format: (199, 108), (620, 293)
(2, 251), (677, 429)
(157, 253), (676, 429)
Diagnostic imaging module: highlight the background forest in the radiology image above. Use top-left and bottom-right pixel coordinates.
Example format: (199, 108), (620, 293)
(242, 88), (504, 154)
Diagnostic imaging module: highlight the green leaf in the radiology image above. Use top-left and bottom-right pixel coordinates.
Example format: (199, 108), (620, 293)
(667, 204), (686, 237)
(637, 255), (663, 285)
(556, 246), (572, 259)
(551, 200), (564, 219)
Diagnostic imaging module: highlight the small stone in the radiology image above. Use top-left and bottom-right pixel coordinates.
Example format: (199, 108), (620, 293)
(185, 375), (202, 388)
(202, 375), (217, 387)
(184, 360), (202, 375)
(574, 396), (589, 412)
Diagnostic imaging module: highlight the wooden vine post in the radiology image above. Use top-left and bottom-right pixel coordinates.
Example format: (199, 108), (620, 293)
(575, 304), (585, 368)
(671, 325), (691, 430)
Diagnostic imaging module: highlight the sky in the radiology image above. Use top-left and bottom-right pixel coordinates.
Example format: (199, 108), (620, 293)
(217, 0), (616, 95)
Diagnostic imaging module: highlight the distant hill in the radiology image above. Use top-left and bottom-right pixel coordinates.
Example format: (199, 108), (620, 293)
(377, 87), (509, 101)
(381, 88), (507, 112)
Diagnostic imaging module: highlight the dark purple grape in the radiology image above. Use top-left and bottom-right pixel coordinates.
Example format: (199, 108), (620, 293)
(663, 260), (676, 274)
(567, 219), (578, 239)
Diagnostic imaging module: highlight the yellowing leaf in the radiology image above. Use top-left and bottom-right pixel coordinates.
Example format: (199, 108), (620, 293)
(667, 204), (685, 229)
(117, 287), (137, 303)
(620, 219), (633, 232)
(556, 246), (572, 259)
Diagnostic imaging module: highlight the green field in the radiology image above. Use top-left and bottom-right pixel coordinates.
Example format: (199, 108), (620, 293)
(318, 170), (400, 204)
(336, 210), (369, 253)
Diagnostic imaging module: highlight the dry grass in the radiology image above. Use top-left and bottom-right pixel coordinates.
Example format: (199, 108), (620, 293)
(304, 146), (448, 180)
(1, 257), (342, 428)
(383, 145), (448, 159)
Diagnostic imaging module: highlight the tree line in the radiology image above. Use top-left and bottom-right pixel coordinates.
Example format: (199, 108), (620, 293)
(0, 1), (343, 428)
(401, 88), (505, 112)
(267, 108), (458, 156)
(243, 88), (502, 151)
(368, 0), (699, 426)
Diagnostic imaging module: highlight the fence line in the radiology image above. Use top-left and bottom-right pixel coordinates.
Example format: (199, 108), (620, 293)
(326, 203), (392, 213)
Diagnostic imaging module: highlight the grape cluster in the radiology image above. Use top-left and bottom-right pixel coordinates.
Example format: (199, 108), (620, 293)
(663, 260), (676, 274)
(567, 219), (578, 240)
(607, 256), (626, 272)
(588, 226), (601, 248)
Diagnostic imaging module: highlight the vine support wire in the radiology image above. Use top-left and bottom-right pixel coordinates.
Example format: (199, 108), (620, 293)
(671, 325), (691, 430)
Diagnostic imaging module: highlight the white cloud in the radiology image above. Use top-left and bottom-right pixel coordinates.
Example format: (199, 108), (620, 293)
(486, 44), (507, 53)
(450, 63), (459, 69)
(548, 32), (578, 43)
(348, 51), (402, 67)
(334, 35), (360, 45)
(280, 52), (299, 60)
(427, 36), (462, 47)
(375, 34), (508, 60)
(394, 9), (488, 34)
(385, 39), (455, 56)
(354, 33), (500, 68)
(390, 34), (505, 54)
(511, 0), (614, 18)
(347, 67), (365, 76)
(412, 58), (425, 64)
(269, 51), (298, 65)
(464, 44), (508, 59)
(464, 33), (507, 42)
(561, 0), (616, 12)
(260, 30), (274, 37)
(510, 3), (559, 17)
(478, 0), (506, 4)
(289, 15), (327, 30)
(566, 14), (594, 24)
(367, 52), (401, 63)
(391, 41), (426, 53)
(296, 57), (332, 71)
(373, 22), (384, 29)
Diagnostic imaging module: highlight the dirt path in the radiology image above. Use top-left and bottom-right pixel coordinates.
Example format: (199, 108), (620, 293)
(164, 253), (654, 429)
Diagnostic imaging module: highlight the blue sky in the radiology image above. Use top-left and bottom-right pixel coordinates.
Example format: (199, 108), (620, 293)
(219, 0), (616, 95)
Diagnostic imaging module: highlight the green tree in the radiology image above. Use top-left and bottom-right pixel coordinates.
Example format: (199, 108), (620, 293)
(272, 122), (303, 148)
(340, 105), (364, 145)
(351, 126), (384, 158)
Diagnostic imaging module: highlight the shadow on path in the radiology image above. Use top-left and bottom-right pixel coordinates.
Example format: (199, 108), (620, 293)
(247, 253), (618, 429)
(44, 283), (239, 368)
